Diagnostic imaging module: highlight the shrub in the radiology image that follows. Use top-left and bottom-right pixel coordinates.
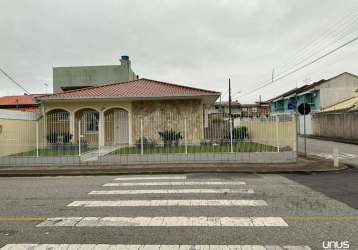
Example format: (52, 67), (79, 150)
(47, 132), (73, 143)
(158, 129), (183, 147)
(135, 137), (157, 149)
(225, 126), (249, 141)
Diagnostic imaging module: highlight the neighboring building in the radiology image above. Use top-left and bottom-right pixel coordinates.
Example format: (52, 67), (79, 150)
(312, 96), (358, 140)
(210, 101), (270, 117)
(36, 78), (220, 146)
(0, 94), (40, 112)
(269, 72), (358, 114)
(268, 72), (358, 135)
(53, 55), (138, 93)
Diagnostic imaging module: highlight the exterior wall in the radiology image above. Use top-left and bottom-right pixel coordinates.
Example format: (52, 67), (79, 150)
(53, 63), (137, 93)
(131, 99), (204, 145)
(0, 110), (39, 157)
(318, 73), (358, 109)
(42, 99), (205, 146)
(312, 112), (358, 140)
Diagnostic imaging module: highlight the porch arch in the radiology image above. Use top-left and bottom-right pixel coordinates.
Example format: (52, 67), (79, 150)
(74, 108), (99, 145)
(104, 108), (129, 146)
(45, 109), (71, 144)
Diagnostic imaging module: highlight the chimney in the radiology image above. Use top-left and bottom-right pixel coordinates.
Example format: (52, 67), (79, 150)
(120, 55), (131, 69)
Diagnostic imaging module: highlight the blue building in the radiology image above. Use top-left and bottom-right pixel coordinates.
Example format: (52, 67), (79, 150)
(269, 72), (358, 114)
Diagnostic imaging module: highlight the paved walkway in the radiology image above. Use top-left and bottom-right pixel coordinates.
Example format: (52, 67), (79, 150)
(298, 136), (358, 166)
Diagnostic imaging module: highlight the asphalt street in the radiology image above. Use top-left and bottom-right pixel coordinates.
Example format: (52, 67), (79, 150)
(0, 171), (357, 249)
(298, 136), (358, 166)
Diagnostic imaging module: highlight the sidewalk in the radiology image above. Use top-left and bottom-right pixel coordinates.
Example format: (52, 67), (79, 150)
(0, 157), (347, 177)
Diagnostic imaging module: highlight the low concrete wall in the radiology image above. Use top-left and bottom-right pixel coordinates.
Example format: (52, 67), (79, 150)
(0, 156), (80, 166)
(100, 151), (296, 165)
(312, 112), (358, 140)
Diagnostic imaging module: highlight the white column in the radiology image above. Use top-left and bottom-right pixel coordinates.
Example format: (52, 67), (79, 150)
(36, 121), (39, 157)
(70, 112), (75, 143)
(230, 116), (233, 153)
(140, 118), (144, 155)
(99, 111), (105, 147)
(78, 120), (81, 156)
(275, 115), (280, 152)
(184, 118), (188, 154)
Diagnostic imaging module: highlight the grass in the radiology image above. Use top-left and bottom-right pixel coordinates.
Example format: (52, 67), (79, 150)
(112, 142), (277, 155)
(11, 145), (97, 157)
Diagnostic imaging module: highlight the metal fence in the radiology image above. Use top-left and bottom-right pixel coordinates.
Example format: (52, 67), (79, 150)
(0, 110), (297, 166)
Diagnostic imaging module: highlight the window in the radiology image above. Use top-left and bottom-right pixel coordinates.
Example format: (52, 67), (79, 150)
(84, 111), (99, 132)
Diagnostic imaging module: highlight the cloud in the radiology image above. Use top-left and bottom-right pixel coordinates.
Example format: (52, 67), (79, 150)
(0, 0), (357, 102)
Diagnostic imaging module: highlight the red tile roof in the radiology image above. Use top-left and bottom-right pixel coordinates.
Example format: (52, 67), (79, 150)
(38, 78), (220, 101)
(0, 95), (35, 105)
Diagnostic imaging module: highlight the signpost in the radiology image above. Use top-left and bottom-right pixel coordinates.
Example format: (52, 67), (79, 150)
(298, 103), (311, 157)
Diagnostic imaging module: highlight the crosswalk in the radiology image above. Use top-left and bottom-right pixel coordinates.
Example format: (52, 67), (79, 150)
(1, 174), (311, 250)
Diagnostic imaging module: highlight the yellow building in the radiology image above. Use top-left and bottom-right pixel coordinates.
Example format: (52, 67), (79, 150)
(37, 78), (220, 147)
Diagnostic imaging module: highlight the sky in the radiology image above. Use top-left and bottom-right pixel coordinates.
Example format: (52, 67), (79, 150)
(1, 0), (358, 103)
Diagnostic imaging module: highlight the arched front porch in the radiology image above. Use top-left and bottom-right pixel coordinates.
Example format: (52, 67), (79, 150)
(74, 108), (99, 146)
(45, 109), (71, 144)
(104, 108), (129, 146)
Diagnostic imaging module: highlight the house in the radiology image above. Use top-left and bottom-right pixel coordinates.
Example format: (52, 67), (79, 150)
(0, 94), (40, 112)
(36, 78), (220, 147)
(269, 72), (358, 114)
(53, 55), (138, 93)
(210, 101), (270, 118)
(268, 72), (358, 135)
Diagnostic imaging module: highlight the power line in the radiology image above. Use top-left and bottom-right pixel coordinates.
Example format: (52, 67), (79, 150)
(239, 36), (358, 97)
(274, 11), (358, 75)
(248, 11), (358, 91)
(0, 67), (30, 94)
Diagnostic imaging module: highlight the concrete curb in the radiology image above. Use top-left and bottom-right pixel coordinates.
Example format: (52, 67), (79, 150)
(0, 164), (348, 177)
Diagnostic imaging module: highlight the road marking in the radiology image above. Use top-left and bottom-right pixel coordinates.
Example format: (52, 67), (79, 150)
(67, 200), (268, 207)
(37, 217), (288, 227)
(285, 216), (358, 221)
(0, 216), (47, 221)
(0, 244), (312, 250)
(114, 175), (187, 181)
(103, 181), (246, 187)
(89, 188), (255, 195)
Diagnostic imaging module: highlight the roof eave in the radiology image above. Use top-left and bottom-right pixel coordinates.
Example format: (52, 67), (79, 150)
(38, 93), (220, 102)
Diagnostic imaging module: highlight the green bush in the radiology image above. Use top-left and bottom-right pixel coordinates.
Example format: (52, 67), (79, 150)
(225, 126), (249, 140)
(135, 137), (157, 149)
(158, 129), (183, 147)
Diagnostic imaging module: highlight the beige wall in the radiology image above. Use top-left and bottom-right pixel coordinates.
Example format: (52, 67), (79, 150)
(0, 118), (37, 156)
(318, 73), (358, 109)
(240, 117), (296, 151)
(131, 99), (204, 144)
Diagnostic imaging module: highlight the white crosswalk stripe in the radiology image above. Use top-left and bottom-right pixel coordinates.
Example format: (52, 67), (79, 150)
(36, 216), (288, 227)
(67, 199), (268, 207)
(114, 175), (187, 181)
(0, 244), (312, 250)
(103, 181), (246, 187)
(4, 175), (312, 248)
(88, 188), (255, 195)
